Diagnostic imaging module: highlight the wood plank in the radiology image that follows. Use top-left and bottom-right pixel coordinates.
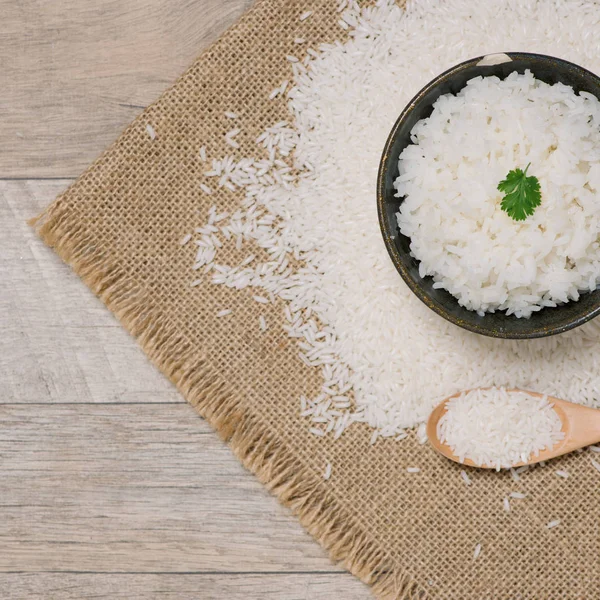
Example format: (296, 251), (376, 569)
(1, 180), (179, 403)
(0, 404), (344, 574)
(1, 574), (372, 599)
(0, 0), (254, 178)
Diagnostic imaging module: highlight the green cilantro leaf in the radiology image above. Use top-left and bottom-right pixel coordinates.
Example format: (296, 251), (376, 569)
(497, 163), (541, 222)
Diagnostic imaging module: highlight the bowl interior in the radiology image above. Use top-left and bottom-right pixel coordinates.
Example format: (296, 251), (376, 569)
(377, 52), (600, 339)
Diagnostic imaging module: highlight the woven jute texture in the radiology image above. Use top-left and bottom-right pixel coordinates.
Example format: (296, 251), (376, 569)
(34, 1), (600, 598)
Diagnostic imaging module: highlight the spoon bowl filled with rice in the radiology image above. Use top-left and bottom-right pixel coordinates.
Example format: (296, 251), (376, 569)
(377, 53), (600, 338)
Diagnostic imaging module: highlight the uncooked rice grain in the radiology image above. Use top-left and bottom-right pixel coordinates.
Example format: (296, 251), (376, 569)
(416, 422), (427, 444)
(145, 124), (156, 140)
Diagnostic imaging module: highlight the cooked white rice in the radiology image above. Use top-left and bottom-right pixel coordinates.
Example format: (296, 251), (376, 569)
(395, 72), (600, 318)
(437, 388), (565, 469)
(185, 0), (600, 443)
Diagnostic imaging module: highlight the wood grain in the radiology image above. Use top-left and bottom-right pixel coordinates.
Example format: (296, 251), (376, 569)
(1, 574), (371, 599)
(1, 0), (254, 178)
(0, 404), (342, 574)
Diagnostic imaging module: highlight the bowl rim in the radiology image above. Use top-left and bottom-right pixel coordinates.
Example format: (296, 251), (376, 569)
(376, 51), (600, 339)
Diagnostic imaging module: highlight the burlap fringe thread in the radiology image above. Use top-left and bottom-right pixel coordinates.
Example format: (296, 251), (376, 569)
(30, 199), (427, 600)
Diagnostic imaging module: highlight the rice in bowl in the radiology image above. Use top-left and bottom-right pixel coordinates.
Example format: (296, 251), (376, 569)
(395, 70), (600, 318)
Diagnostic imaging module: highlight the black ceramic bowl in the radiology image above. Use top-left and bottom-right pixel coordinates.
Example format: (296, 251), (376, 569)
(377, 52), (600, 339)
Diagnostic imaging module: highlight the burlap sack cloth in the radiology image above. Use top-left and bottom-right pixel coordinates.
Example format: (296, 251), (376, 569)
(32, 1), (600, 598)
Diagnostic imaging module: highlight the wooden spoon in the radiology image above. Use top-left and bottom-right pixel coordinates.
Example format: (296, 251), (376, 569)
(426, 389), (600, 469)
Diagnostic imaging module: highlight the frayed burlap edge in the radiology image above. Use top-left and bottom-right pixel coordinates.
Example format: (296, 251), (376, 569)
(30, 193), (427, 600)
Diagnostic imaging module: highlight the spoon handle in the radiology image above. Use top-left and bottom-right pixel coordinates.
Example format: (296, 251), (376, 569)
(557, 401), (600, 452)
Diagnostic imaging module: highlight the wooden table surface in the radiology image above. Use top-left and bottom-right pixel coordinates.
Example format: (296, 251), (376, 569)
(0, 1), (371, 598)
